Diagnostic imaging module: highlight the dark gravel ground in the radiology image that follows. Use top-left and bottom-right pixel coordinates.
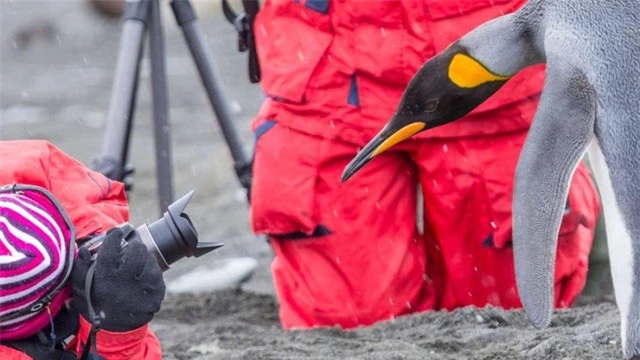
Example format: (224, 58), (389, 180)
(152, 290), (621, 360)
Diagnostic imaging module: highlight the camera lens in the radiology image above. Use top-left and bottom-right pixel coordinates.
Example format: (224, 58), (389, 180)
(135, 191), (223, 271)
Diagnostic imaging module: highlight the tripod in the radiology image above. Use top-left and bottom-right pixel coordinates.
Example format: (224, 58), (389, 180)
(91, 0), (252, 216)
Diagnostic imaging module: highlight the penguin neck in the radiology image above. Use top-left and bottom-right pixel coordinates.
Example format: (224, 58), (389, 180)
(457, 13), (544, 77)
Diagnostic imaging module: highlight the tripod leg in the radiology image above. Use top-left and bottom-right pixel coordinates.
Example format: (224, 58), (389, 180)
(170, 0), (253, 197)
(93, 0), (151, 187)
(149, 0), (175, 214)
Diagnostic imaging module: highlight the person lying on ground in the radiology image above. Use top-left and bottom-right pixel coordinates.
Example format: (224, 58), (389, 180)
(0, 140), (164, 360)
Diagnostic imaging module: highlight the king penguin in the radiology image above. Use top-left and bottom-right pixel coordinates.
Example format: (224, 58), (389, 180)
(341, 1), (640, 358)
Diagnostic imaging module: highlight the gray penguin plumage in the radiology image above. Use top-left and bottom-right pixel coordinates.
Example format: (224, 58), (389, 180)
(342, 1), (640, 358)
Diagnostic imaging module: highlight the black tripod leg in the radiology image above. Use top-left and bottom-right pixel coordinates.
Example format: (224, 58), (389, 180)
(170, 0), (253, 199)
(119, 33), (145, 191)
(93, 0), (151, 188)
(149, 0), (174, 214)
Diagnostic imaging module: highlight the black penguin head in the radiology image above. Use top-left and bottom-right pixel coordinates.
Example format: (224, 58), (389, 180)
(341, 43), (511, 182)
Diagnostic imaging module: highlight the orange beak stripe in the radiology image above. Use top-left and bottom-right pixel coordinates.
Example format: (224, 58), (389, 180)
(371, 122), (425, 158)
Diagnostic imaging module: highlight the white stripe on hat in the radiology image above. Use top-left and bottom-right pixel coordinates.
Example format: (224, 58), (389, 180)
(0, 199), (66, 285)
(0, 227), (26, 265)
(0, 217), (55, 284)
(10, 195), (66, 251)
(1, 196), (66, 256)
(0, 217), (52, 286)
(8, 196), (68, 278)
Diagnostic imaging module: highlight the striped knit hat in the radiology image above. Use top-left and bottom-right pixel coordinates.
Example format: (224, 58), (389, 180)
(0, 188), (75, 340)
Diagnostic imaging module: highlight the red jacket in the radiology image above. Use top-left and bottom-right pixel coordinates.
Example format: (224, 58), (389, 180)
(252, 0), (545, 145)
(0, 140), (162, 360)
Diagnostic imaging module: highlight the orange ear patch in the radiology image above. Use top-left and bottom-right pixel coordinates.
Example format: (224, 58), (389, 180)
(448, 53), (510, 88)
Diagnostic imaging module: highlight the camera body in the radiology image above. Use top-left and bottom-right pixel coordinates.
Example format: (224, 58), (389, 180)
(79, 191), (223, 272)
(80, 222), (163, 266)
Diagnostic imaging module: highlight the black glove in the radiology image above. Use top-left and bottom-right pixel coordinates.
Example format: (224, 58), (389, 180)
(71, 227), (166, 332)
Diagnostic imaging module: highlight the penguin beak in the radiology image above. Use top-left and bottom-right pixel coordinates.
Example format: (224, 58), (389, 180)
(341, 122), (425, 182)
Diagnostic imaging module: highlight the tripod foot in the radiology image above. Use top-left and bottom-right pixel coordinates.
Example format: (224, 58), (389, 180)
(234, 160), (252, 203)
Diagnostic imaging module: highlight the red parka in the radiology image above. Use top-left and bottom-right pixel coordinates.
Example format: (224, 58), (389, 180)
(0, 140), (162, 360)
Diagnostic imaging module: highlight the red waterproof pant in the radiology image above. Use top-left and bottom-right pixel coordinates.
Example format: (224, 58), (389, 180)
(251, 121), (600, 329)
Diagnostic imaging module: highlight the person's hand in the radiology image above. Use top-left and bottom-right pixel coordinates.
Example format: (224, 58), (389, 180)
(71, 227), (166, 332)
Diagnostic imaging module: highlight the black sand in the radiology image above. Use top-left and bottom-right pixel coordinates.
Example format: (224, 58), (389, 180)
(153, 291), (621, 360)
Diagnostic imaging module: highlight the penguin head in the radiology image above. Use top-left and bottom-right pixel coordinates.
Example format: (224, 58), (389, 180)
(341, 43), (511, 182)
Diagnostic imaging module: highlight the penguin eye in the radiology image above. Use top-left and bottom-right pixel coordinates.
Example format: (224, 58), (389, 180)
(425, 100), (438, 113)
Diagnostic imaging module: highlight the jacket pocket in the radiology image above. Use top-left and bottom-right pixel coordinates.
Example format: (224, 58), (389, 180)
(254, 1), (333, 103)
(250, 121), (321, 237)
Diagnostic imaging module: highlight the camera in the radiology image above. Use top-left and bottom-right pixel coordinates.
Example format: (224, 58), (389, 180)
(80, 191), (223, 271)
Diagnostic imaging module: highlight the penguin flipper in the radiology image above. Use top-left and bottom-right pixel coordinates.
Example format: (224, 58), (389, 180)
(512, 59), (596, 329)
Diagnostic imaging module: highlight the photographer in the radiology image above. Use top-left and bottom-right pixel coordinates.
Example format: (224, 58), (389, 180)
(0, 140), (164, 360)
